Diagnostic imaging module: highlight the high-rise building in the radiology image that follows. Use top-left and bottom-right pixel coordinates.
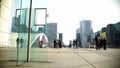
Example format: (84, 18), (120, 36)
(47, 23), (57, 43)
(80, 20), (92, 48)
(106, 22), (120, 48)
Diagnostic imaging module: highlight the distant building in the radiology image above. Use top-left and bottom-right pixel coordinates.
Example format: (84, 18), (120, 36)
(59, 33), (63, 41)
(76, 28), (81, 47)
(80, 20), (92, 48)
(93, 22), (120, 48)
(37, 27), (44, 33)
(106, 22), (120, 48)
(47, 23), (57, 43)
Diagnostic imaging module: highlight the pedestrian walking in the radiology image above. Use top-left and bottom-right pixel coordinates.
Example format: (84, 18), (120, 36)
(103, 38), (106, 50)
(53, 39), (57, 48)
(68, 40), (72, 48)
(59, 40), (62, 48)
(75, 39), (78, 49)
(95, 36), (99, 50)
(20, 38), (23, 48)
(16, 37), (19, 48)
(73, 39), (76, 49)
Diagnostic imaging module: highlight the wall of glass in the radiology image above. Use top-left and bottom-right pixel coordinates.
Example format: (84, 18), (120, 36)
(30, 0), (48, 62)
(11, 0), (48, 66)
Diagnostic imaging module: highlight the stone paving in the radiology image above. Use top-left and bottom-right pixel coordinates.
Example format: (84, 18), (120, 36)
(0, 48), (120, 68)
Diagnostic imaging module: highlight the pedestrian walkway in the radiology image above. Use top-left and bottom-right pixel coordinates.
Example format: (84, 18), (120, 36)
(0, 48), (120, 68)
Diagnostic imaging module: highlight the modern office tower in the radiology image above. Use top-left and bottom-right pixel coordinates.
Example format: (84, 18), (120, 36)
(80, 20), (92, 48)
(106, 22), (120, 48)
(47, 23), (57, 44)
(106, 24), (115, 47)
(0, 0), (13, 47)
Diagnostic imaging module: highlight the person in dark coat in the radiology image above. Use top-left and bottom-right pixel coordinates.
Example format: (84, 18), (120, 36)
(53, 39), (57, 48)
(16, 37), (19, 48)
(75, 39), (78, 49)
(95, 36), (99, 50)
(99, 38), (103, 49)
(103, 38), (106, 50)
(59, 40), (62, 48)
(73, 39), (76, 49)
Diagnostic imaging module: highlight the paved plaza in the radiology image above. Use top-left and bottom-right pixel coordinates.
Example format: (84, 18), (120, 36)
(0, 48), (120, 68)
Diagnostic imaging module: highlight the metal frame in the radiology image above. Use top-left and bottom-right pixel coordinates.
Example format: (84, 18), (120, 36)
(34, 8), (47, 26)
(15, 9), (27, 26)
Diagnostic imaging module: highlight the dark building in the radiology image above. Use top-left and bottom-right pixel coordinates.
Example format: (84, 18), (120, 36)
(106, 22), (120, 48)
(37, 27), (44, 33)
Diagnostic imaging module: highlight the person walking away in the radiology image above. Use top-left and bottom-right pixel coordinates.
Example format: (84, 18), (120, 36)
(99, 37), (103, 49)
(20, 38), (23, 48)
(59, 40), (62, 48)
(73, 39), (76, 49)
(16, 37), (19, 48)
(103, 38), (106, 50)
(68, 40), (72, 48)
(95, 36), (99, 50)
(53, 39), (57, 48)
(75, 39), (78, 49)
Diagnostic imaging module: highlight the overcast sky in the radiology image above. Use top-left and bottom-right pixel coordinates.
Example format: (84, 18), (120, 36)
(45, 0), (120, 44)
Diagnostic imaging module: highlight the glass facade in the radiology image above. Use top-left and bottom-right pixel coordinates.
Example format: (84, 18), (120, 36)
(47, 23), (57, 43)
(80, 20), (92, 48)
(9, 0), (48, 66)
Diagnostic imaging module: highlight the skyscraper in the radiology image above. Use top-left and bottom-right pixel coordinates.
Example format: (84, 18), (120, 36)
(47, 23), (57, 44)
(80, 20), (92, 48)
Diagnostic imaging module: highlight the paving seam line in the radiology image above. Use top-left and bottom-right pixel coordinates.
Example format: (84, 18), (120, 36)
(74, 50), (96, 68)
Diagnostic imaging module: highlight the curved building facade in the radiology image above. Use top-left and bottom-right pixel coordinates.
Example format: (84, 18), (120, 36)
(80, 20), (92, 48)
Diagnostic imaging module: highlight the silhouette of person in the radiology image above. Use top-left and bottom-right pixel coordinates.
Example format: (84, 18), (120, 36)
(95, 36), (99, 50)
(16, 37), (19, 48)
(20, 38), (23, 48)
(59, 40), (62, 48)
(73, 39), (76, 49)
(68, 40), (72, 48)
(103, 38), (106, 50)
(53, 39), (57, 48)
(75, 39), (78, 49)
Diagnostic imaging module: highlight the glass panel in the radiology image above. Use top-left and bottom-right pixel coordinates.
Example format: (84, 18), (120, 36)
(16, 0), (30, 65)
(30, 0), (48, 62)
(35, 8), (47, 26)
(11, 0), (48, 66)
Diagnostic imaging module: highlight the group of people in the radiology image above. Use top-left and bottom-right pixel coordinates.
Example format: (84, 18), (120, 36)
(95, 36), (106, 50)
(53, 39), (62, 48)
(69, 39), (78, 49)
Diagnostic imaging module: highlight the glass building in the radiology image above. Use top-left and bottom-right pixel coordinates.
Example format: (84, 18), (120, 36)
(47, 23), (57, 43)
(106, 22), (120, 48)
(80, 20), (92, 48)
